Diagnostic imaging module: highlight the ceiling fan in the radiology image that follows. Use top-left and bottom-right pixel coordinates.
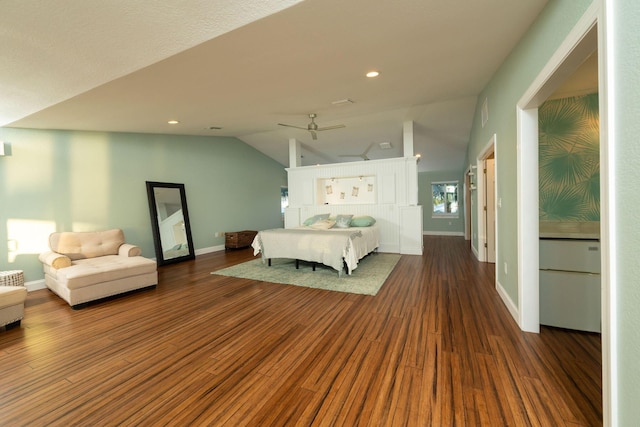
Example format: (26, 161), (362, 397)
(278, 113), (345, 140)
(339, 142), (374, 161)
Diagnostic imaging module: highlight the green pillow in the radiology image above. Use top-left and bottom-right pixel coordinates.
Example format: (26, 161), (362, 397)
(303, 213), (330, 226)
(350, 215), (376, 227)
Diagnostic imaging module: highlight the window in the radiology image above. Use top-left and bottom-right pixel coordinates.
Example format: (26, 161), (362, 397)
(280, 187), (289, 214)
(432, 181), (458, 217)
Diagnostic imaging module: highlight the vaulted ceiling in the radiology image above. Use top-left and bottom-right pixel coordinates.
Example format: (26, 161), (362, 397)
(2, 0), (549, 172)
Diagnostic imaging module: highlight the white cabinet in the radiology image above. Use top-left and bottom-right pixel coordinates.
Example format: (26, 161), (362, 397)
(539, 239), (601, 332)
(399, 206), (423, 255)
(284, 208), (300, 228)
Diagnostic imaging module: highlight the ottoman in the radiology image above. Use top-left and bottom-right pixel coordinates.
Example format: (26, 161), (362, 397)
(0, 286), (28, 330)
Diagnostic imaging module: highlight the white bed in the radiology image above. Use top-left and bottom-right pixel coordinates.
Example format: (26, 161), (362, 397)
(251, 224), (380, 275)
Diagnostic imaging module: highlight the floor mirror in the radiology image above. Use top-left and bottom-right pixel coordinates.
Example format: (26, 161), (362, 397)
(145, 181), (195, 266)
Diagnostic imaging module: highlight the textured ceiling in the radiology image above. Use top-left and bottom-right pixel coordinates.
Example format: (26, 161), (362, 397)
(2, 0), (550, 172)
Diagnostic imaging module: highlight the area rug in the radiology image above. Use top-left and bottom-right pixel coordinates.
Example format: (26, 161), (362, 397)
(211, 253), (401, 296)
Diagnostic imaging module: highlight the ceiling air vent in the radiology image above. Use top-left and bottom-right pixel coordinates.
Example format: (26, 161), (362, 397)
(379, 142), (392, 150)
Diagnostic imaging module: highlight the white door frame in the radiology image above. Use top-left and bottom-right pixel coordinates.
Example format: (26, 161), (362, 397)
(485, 157), (496, 263)
(464, 166), (472, 241)
(515, 3), (613, 424)
(476, 135), (496, 263)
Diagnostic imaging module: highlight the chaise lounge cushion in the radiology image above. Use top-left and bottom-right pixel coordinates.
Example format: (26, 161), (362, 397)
(44, 255), (156, 290)
(49, 229), (126, 260)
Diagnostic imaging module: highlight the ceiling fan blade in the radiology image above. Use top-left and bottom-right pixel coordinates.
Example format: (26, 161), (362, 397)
(310, 130), (318, 140)
(363, 142), (375, 154)
(316, 124), (346, 131)
(278, 123), (308, 130)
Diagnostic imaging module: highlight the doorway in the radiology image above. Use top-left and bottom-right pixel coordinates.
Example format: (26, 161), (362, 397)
(516, 4), (610, 423)
(475, 135), (496, 263)
(464, 166), (472, 242)
(485, 155), (496, 263)
(516, 13), (599, 332)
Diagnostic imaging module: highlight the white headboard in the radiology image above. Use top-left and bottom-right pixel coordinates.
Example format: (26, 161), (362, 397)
(285, 157), (423, 255)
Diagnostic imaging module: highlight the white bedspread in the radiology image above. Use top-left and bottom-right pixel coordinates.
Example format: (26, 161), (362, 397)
(252, 225), (379, 275)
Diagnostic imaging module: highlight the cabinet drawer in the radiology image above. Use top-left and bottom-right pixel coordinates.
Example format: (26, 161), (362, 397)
(539, 270), (601, 332)
(539, 239), (600, 273)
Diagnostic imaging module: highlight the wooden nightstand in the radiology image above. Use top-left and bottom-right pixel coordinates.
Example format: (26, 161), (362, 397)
(225, 230), (258, 249)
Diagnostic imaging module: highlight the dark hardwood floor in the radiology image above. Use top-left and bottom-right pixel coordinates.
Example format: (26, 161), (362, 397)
(0, 236), (602, 426)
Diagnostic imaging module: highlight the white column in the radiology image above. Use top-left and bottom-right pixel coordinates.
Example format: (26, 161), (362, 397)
(289, 138), (301, 168)
(403, 120), (414, 157)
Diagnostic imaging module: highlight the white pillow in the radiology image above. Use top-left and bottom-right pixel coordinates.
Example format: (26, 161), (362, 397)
(310, 219), (336, 229)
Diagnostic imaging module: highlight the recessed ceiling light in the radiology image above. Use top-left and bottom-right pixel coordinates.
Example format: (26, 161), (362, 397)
(366, 71), (380, 78)
(168, 120), (179, 124)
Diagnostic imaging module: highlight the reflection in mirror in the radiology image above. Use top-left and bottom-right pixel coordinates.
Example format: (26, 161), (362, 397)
(146, 181), (195, 266)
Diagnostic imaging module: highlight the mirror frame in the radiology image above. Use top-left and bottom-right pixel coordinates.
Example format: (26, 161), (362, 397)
(145, 181), (195, 266)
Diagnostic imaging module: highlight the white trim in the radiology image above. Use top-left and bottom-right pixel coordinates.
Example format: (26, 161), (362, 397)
(464, 165), (472, 240)
(471, 242), (479, 260)
(423, 231), (464, 236)
(26, 279), (46, 292)
(600, 1), (616, 425)
(476, 135), (496, 263)
(195, 245), (225, 256)
(496, 279), (519, 323)
(476, 156), (485, 262)
(516, 107), (540, 333)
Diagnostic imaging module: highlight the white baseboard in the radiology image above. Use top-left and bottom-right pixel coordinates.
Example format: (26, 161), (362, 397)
(496, 279), (519, 325)
(195, 245), (226, 256)
(423, 231), (464, 236)
(401, 247), (424, 255)
(26, 279), (46, 292)
(471, 244), (480, 260)
(378, 243), (400, 253)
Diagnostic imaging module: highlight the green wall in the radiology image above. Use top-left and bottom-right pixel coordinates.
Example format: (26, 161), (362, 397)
(0, 128), (287, 282)
(418, 171), (465, 235)
(539, 93), (600, 221)
(465, 0), (640, 420)
(464, 0), (593, 305)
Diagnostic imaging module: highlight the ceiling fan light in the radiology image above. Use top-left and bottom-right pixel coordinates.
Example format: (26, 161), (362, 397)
(366, 71), (380, 78)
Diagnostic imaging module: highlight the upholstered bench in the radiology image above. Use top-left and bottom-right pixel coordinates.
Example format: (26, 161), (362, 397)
(39, 229), (158, 309)
(0, 286), (28, 330)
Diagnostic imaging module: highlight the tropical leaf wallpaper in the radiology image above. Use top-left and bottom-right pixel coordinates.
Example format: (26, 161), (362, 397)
(539, 93), (600, 221)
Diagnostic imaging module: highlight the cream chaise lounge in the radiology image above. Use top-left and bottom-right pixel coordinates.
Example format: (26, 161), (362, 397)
(0, 286), (28, 330)
(39, 229), (157, 309)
